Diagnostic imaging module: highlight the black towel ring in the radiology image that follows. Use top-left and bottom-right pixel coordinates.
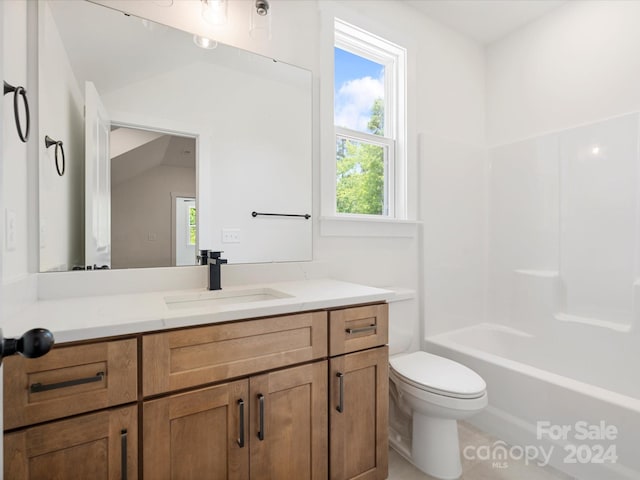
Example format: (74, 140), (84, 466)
(3, 81), (30, 143)
(45, 136), (65, 177)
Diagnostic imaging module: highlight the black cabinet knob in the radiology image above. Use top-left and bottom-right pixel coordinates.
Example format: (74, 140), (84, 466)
(0, 328), (55, 363)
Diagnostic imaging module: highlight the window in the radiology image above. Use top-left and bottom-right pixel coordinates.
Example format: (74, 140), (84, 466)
(334, 19), (406, 218)
(188, 205), (196, 245)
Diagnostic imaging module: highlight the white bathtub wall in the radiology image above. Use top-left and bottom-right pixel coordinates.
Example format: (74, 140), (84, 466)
(488, 113), (640, 332)
(485, 0), (640, 333)
(559, 113), (640, 327)
(421, 135), (487, 335)
(487, 135), (560, 328)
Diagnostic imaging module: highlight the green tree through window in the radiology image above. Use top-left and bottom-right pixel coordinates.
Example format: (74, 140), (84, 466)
(336, 98), (386, 215)
(189, 206), (196, 245)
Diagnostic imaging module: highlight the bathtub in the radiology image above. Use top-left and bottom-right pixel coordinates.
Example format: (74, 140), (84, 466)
(425, 323), (640, 480)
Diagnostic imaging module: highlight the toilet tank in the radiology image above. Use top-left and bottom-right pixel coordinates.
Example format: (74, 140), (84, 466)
(386, 288), (419, 356)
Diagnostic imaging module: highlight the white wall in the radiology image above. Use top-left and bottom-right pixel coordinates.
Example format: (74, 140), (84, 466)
(422, 136), (487, 335)
(2, 0), (493, 362)
(50, 0), (488, 344)
(316, 1), (486, 339)
(2, 0), (29, 282)
(112, 164), (196, 269)
(102, 58), (312, 264)
(38, 1), (85, 272)
(487, 0), (640, 147)
(399, 3), (487, 335)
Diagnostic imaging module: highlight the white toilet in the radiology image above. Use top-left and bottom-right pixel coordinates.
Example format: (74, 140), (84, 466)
(387, 298), (487, 479)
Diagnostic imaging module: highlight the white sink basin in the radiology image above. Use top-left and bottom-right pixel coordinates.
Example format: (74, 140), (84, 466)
(164, 287), (293, 310)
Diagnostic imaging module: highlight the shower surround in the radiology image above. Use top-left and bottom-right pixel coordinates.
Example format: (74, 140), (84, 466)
(425, 113), (640, 480)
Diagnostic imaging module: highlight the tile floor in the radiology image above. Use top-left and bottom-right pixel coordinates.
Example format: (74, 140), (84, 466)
(388, 421), (576, 480)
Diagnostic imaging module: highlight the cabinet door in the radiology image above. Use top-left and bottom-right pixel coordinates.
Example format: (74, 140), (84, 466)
(4, 404), (137, 480)
(250, 361), (328, 480)
(330, 347), (388, 480)
(143, 379), (249, 480)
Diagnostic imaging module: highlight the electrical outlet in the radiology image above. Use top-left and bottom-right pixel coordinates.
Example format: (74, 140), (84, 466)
(5, 209), (16, 251)
(222, 228), (240, 243)
(148, 232), (157, 242)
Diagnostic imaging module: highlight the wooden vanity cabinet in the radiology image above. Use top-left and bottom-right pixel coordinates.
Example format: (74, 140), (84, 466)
(329, 304), (389, 480)
(4, 302), (388, 480)
(142, 361), (328, 480)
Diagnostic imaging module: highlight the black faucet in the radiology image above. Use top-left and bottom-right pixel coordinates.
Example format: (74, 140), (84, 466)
(208, 251), (227, 290)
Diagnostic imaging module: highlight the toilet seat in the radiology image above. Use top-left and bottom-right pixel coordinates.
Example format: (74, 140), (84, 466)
(390, 351), (486, 399)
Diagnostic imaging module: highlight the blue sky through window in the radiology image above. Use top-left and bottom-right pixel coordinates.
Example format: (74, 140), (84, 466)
(334, 47), (384, 134)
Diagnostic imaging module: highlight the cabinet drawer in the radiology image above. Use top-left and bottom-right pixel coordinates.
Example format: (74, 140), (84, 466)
(142, 311), (328, 396)
(329, 304), (388, 356)
(4, 339), (138, 430)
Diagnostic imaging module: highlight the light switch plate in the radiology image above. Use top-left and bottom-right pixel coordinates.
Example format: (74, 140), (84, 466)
(222, 228), (240, 243)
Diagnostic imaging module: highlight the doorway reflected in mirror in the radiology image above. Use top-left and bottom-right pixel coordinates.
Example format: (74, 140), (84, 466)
(110, 126), (196, 269)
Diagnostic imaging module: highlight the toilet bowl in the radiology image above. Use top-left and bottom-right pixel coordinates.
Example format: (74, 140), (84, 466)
(389, 351), (487, 480)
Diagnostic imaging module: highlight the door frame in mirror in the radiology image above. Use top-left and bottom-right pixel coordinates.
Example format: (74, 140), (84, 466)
(108, 111), (209, 264)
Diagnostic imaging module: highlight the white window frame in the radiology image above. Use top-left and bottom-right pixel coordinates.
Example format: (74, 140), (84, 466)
(333, 18), (407, 219)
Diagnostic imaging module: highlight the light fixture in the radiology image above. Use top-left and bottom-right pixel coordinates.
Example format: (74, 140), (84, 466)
(591, 145), (601, 156)
(250, 0), (271, 40)
(201, 0), (228, 26)
(256, 0), (269, 16)
(193, 34), (218, 49)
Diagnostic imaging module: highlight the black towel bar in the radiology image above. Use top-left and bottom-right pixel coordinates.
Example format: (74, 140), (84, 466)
(251, 211), (310, 220)
(3, 80), (30, 143)
(45, 135), (66, 176)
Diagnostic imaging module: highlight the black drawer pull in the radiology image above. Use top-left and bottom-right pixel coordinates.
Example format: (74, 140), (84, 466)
(336, 372), (344, 413)
(237, 399), (245, 447)
(30, 371), (105, 393)
(257, 394), (265, 441)
(121, 429), (128, 480)
(345, 324), (377, 334)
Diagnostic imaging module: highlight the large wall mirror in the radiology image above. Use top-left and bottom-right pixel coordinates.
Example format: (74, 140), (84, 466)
(38, 0), (312, 272)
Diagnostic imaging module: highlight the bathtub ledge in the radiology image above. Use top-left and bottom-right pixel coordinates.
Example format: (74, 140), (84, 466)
(554, 312), (631, 332)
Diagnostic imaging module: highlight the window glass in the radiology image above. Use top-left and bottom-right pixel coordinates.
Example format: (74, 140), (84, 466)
(336, 136), (388, 215)
(334, 47), (385, 136)
(188, 206), (196, 245)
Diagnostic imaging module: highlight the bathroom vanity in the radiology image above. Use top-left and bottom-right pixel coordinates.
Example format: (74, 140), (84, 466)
(2, 279), (390, 480)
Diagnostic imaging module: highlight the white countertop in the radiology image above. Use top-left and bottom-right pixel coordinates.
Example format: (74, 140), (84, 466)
(5, 279), (394, 344)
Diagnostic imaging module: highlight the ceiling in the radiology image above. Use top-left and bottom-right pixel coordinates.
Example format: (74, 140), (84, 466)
(112, 130), (195, 187)
(407, 0), (566, 45)
(48, 0), (290, 97)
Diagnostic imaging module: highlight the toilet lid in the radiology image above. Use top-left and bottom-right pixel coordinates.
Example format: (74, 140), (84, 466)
(390, 351), (486, 399)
